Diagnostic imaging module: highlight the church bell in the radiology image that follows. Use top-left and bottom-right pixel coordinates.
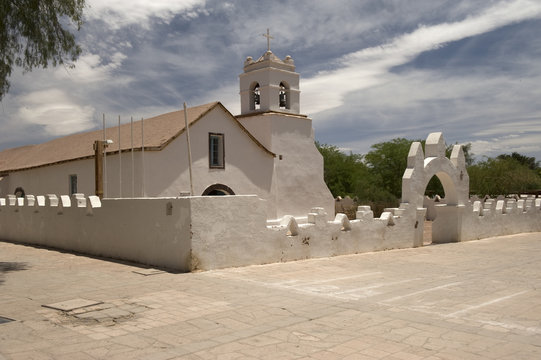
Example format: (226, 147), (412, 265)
(279, 92), (286, 107)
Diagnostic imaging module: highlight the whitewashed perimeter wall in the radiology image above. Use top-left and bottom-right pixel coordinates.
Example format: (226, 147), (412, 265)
(0, 194), (540, 271)
(459, 198), (541, 240)
(189, 197), (425, 270)
(0, 195), (192, 271)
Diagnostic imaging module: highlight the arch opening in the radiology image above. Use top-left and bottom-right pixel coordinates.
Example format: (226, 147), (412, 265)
(250, 82), (260, 111)
(279, 82), (289, 109)
(14, 187), (25, 198)
(422, 175), (446, 245)
(202, 184), (235, 196)
(423, 171), (461, 244)
(402, 134), (469, 247)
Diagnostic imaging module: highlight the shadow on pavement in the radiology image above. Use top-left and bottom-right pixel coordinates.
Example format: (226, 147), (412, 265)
(0, 261), (29, 286)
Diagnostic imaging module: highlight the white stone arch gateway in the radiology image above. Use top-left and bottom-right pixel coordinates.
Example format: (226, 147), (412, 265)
(402, 132), (469, 243)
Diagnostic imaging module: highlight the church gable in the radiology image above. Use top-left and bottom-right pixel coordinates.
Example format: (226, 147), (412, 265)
(0, 102), (274, 174)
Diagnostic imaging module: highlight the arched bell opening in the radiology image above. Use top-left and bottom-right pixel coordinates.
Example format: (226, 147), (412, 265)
(202, 184), (235, 196)
(250, 82), (260, 111)
(279, 81), (290, 110)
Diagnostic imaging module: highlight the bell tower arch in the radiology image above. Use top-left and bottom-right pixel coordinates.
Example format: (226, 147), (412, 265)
(239, 32), (300, 115)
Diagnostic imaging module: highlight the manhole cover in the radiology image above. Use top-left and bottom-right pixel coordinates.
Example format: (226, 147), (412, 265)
(0, 316), (14, 324)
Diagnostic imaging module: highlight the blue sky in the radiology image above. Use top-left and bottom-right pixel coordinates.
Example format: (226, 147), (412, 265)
(1, 0), (541, 161)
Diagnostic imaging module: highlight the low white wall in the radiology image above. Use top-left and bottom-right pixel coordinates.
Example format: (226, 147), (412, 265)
(1, 194), (540, 272)
(460, 197), (541, 240)
(0, 195), (192, 271)
(189, 197), (426, 270)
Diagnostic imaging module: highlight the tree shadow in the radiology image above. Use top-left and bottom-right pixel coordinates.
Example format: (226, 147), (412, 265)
(0, 262), (29, 286)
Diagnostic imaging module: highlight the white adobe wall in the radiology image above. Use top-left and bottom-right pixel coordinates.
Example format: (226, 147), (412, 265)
(0, 176), (9, 197)
(141, 106), (276, 216)
(1, 193), (540, 272)
(458, 197), (541, 240)
(189, 196), (425, 271)
(0, 195), (192, 271)
(238, 113), (334, 219)
(145, 106), (274, 197)
(3, 159), (94, 197)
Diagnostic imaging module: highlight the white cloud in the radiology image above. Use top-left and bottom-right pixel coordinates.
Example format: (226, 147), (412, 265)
(302, 0), (541, 115)
(85, 0), (206, 28)
(16, 89), (96, 136)
(54, 52), (129, 84)
(470, 133), (541, 158)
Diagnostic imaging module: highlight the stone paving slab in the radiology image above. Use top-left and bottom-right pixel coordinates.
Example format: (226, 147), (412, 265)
(42, 298), (103, 311)
(132, 269), (165, 276)
(0, 233), (540, 359)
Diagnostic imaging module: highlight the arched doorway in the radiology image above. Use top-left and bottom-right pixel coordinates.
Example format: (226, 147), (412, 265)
(423, 175), (445, 244)
(202, 184), (235, 196)
(402, 133), (469, 244)
(14, 187), (25, 198)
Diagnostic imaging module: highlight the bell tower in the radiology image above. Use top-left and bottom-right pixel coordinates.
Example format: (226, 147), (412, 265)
(239, 30), (300, 115)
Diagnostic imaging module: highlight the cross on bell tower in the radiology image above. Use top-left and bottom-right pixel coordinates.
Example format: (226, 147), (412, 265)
(238, 30), (301, 115)
(262, 28), (273, 52)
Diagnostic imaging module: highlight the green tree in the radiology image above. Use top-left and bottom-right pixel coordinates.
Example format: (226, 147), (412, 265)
(469, 156), (541, 196)
(496, 152), (539, 170)
(1, 0), (85, 99)
(447, 142), (474, 166)
(315, 142), (366, 197)
(316, 141), (399, 216)
(364, 138), (412, 199)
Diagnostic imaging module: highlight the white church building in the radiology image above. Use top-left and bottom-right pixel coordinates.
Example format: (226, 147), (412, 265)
(0, 48), (334, 219)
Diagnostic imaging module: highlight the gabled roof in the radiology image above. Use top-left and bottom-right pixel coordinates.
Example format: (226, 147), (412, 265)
(0, 102), (274, 173)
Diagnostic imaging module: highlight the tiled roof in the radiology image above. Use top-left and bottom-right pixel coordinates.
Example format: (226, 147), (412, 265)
(0, 102), (273, 173)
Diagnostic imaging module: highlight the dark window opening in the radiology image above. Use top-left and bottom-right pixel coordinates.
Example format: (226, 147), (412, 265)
(69, 174), (78, 195)
(209, 133), (224, 169)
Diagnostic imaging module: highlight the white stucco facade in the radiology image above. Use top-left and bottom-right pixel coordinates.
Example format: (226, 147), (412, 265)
(0, 49), (334, 219)
(1, 132), (540, 272)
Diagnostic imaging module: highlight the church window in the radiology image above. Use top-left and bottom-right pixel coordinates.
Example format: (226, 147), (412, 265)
(279, 82), (289, 109)
(69, 174), (78, 195)
(209, 133), (224, 169)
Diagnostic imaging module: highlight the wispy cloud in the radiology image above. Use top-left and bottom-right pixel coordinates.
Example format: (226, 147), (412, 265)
(302, 0), (541, 114)
(85, 0), (207, 28)
(1, 0), (540, 161)
(15, 89), (95, 135)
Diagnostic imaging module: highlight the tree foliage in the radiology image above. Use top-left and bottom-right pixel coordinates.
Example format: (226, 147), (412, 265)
(316, 141), (398, 215)
(364, 138), (412, 200)
(0, 0), (85, 99)
(315, 142), (366, 197)
(469, 156), (541, 196)
(496, 152), (539, 171)
(317, 137), (540, 210)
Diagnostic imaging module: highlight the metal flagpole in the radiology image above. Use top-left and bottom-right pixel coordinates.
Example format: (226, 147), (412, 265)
(103, 114), (107, 198)
(131, 116), (134, 198)
(118, 115), (122, 198)
(184, 102), (194, 196)
(141, 117), (145, 197)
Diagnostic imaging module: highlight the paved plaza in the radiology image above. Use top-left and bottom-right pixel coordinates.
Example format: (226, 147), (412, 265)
(1, 232), (540, 359)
